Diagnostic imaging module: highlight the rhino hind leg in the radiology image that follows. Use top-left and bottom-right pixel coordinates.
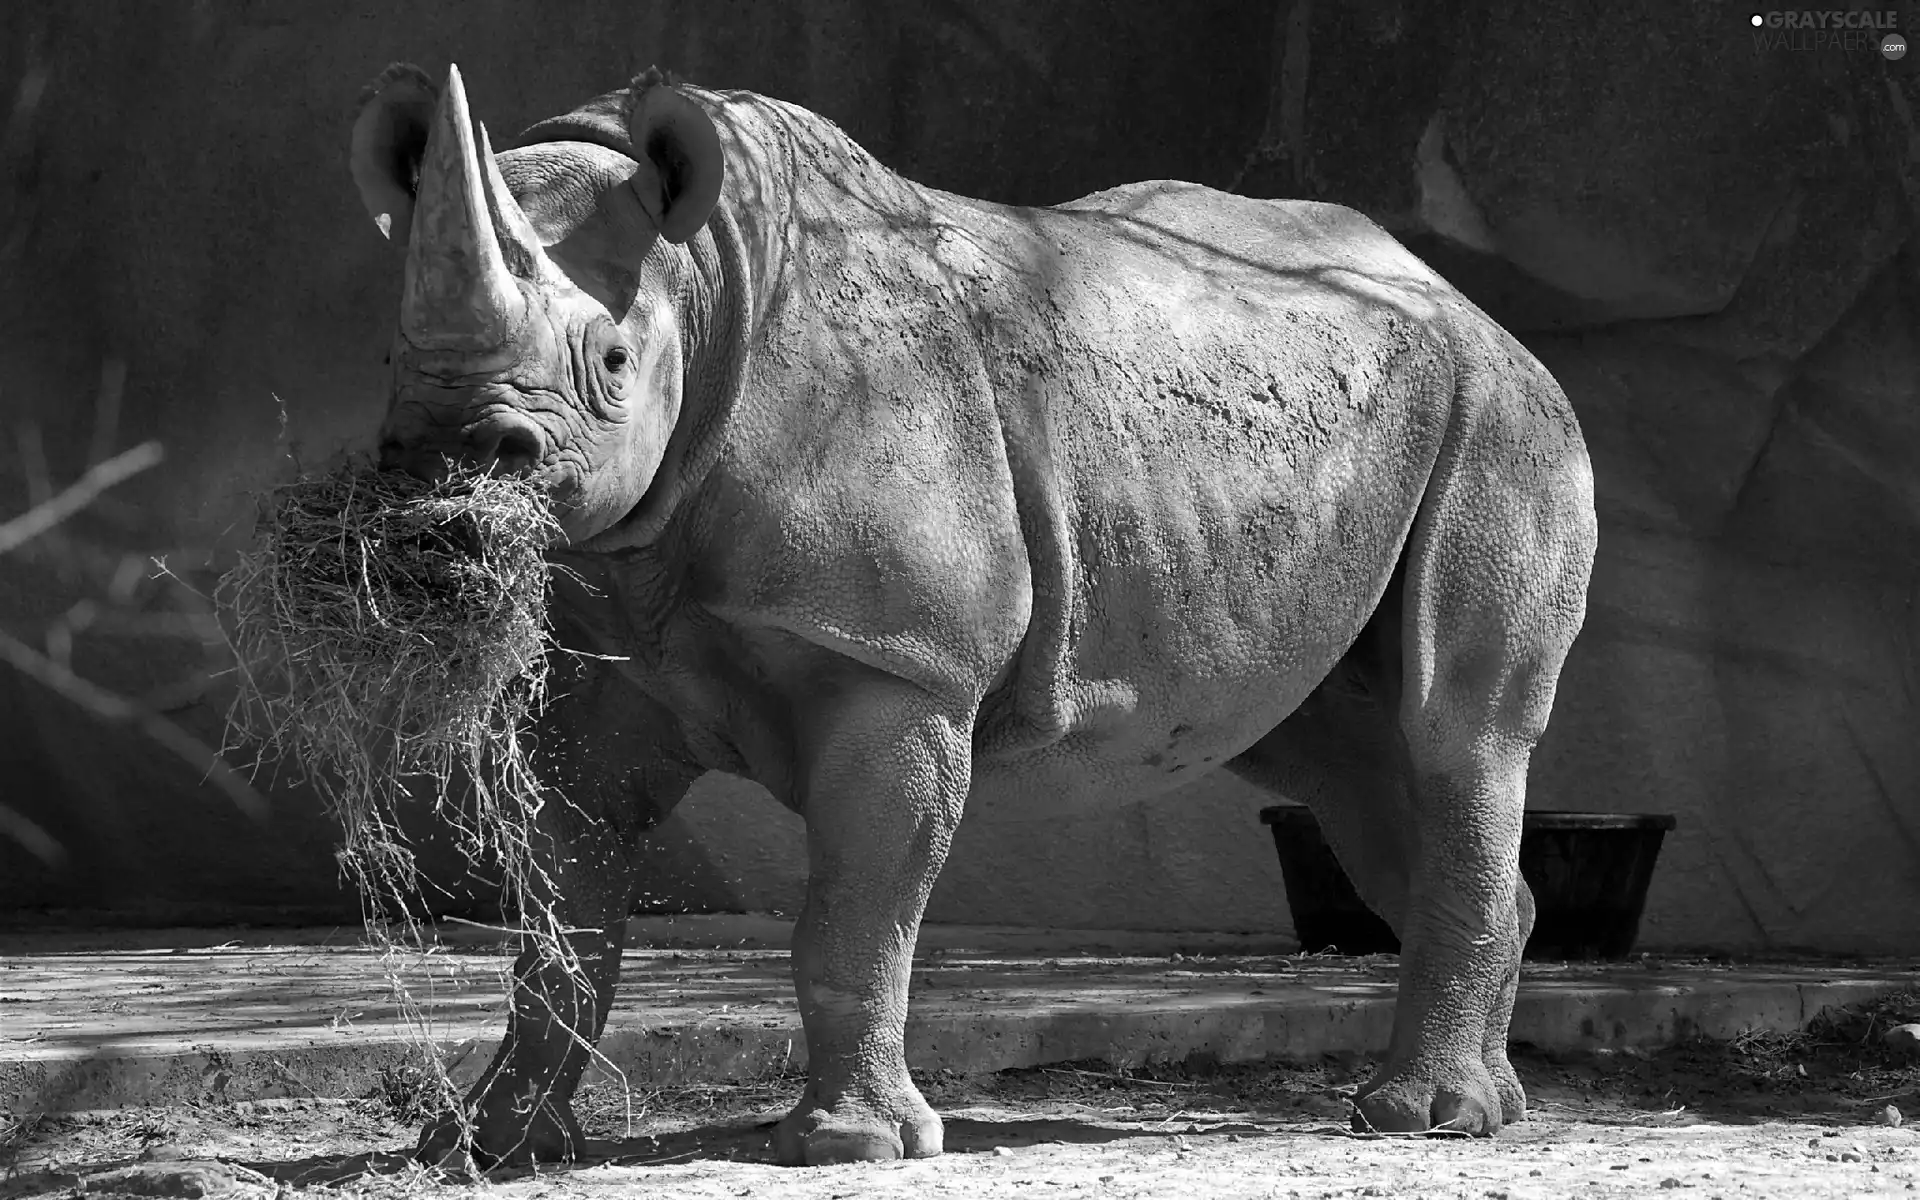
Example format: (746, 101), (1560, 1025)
(1347, 349), (1593, 1137)
(1227, 561), (1536, 1129)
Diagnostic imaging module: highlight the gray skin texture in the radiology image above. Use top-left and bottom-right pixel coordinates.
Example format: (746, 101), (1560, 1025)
(352, 64), (1597, 1168)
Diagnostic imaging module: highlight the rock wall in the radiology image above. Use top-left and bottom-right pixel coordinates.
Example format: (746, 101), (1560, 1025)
(3, 0), (1917, 952)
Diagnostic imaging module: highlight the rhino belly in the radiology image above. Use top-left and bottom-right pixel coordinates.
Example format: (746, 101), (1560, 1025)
(961, 192), (1456, 816)
(967, 408), (1437, 818)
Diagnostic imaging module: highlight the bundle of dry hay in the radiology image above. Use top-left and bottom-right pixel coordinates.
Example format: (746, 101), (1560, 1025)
(217, 457), (563, 922)
(215, 456), (631, 1166)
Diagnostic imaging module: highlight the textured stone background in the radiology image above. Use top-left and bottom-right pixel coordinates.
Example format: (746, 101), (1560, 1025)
(3, 0), (1918, 953)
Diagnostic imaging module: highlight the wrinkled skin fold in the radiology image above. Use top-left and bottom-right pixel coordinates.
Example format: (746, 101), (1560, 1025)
(348, 61), (1598, 1167)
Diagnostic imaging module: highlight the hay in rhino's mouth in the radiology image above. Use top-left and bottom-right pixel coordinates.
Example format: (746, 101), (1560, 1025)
(215, 460), (627, 1159)
(214, 457), (563, 919)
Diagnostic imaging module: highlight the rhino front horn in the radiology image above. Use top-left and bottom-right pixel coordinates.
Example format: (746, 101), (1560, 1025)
(401, 63), (534, 351)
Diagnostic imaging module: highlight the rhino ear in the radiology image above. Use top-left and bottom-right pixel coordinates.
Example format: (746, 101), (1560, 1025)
(625, 72), (724, 245)
(350, 63), (440, 248)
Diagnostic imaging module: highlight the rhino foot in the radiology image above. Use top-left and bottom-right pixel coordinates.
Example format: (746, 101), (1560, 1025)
(415, 1096), (586, 1170)
(1485, 1048), (1529, 1126)
(774, 1089), (943, 1166)
(1350, 1057), (1506, 1136)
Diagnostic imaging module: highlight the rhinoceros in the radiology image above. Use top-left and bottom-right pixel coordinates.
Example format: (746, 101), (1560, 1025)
(347, 61), (1597, 1166)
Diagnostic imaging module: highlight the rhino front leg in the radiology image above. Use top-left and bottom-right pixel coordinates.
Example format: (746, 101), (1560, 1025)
(416, 817), (636, 1167)
(776, 676), (971, 1166)
(418, 673), (698, 1167)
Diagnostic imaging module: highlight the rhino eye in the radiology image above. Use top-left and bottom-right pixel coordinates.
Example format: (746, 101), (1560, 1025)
(603, 346), (630, 373)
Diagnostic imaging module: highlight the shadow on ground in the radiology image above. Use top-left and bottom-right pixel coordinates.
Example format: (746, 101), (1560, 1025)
(7, 989), (1915, 1194)
(232, 1114), (1338, 1188)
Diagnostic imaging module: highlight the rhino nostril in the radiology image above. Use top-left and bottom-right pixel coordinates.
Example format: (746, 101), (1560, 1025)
(493, 425), (543, 472)
(464, 415), (545, 475)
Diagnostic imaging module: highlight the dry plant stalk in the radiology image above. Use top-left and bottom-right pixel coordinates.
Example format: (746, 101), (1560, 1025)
(216, 455), (623, 1168)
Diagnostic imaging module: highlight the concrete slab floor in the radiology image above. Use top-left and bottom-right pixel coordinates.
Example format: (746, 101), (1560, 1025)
(2, 916), (1914, 1118)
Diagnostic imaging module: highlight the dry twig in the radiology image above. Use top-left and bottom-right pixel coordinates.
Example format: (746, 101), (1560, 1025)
(0, 440), (163, 556)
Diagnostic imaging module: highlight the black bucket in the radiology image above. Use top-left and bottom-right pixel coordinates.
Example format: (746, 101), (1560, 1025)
(1259, 804), (1401, 955)
(1258, 805), (1678, 961)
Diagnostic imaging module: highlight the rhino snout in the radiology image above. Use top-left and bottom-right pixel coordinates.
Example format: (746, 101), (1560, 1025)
(379, 409), (549, 482)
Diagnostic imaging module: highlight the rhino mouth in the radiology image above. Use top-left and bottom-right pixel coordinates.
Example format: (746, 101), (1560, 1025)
(539, 464), (624, 548)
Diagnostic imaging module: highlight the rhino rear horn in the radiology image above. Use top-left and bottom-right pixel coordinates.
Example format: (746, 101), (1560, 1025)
(349, 63), (439, 246)
(626, 72), (725, 244)
(474, 120), (548, 279)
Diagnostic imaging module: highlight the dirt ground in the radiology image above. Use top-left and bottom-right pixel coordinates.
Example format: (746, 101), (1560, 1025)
(6, 993), (1919, 1199)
